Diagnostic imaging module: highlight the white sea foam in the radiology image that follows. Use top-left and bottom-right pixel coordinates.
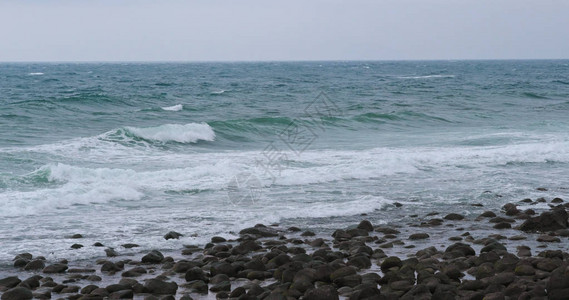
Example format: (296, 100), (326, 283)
(211, 90), (225, 95)
(28, 72), (44, 76)
(124, 123), (215, 144)
(3, 139), (568, 218)
(161, 104), (183, 111)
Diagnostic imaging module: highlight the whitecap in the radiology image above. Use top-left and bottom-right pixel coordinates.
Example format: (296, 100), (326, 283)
(28, 72), (44, 76)
(124, 123), (215, 143)
(161, 104), (183, 111)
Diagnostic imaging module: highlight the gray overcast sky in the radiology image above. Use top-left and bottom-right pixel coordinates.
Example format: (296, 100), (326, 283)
(1, 0), (568, 62)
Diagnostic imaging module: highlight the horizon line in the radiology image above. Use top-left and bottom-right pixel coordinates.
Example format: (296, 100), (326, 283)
(1, 58), (569, 64)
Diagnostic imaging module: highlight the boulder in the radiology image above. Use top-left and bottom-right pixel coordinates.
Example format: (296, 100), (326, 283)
(519, 207), (568, 232)
(141, 250), (164, 263)
(1, 287), (32, 300)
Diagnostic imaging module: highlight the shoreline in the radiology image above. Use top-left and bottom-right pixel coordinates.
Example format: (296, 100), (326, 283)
(1, 197), (569, 299)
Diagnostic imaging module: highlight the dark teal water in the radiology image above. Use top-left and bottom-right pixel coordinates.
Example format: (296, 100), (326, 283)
(1, 61), (569, 261)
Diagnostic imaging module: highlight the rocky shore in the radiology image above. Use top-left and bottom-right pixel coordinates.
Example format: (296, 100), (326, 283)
(2, 196), (569, 300)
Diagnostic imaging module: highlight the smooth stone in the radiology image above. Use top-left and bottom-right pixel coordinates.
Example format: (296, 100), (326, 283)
(164, 231), (183, 240)
(409, 233), (430, 240)
(43, 264), (68, 274)
(144, 279), (178, 295)
(444, 213), (465, 220)
(1, 287), (32, 300)
(141, 250), (164, 263)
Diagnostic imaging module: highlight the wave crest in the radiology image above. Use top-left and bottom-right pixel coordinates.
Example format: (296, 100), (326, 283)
(122, 123), (215, 144)
(161, 104), (183, 111)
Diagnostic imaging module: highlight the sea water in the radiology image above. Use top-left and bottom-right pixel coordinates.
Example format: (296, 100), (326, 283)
(1, 61), (568, 264)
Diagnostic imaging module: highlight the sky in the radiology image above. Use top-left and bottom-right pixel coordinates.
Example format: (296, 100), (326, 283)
(1, 0), (568, 62)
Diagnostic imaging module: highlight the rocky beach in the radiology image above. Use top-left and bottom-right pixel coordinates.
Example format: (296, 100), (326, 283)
(2, 194), (569, 300)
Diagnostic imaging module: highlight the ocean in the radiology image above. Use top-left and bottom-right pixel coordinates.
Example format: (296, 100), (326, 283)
(1, 60), (568, 265)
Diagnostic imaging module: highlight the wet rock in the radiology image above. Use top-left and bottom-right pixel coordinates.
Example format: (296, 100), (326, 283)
(18, 276), (41, 290)
(231, 240), (262, 255)
(144, 279), (178, 295)
(444, 213), (464, 220)
(301, 230), (315, 237)
(105, 248), (118, 257)
(552, 197), (564, 203)
(71, 243), (83, 249)
(375, 226), (401, 234)
(42, 263), (68, 274)
(409, 233), (430, 240)
(31, 288), (51, 300)
(330, 266), (357, 281)
(1, 287), (32, 300)
(502, 203), (521, 216)
(141, 250), (164, 263)
(13, 258), (29, 268)
(380, 256), (402, 271)
(347, 256), (371, 269)
(81, 285), (99, 294)
(121, 243), (139, 248)
(101, 261), (122, 273)
(71, 234), (83, 239)
(514, 264), (535, 276)
(333, 274), (361, 288)
(211, 236), (226, 243)
(480, 241), (507, 253)
(0, 277), (21, 291)
(493, 222), (511, 229)
(357, 220), (374, 232)
(445, 243), (475, 257)
(479, 211), (497, 218)
(211, 261), (238, 277)
(537, 234), (561, 242)
(519, 207), (568, 232)
(210, 281), (231, 292)
(60, 285), (80, 293)
(121, 266), (147, 277)
(186, 280), (208, 294)
(21, 258), (44, 271)
(164, 231), (183, 240)
(239, 226), (279, 237)
(185, 267), (208, 282)
(303, 285), (339, 300)
(109, 289), (133, 298)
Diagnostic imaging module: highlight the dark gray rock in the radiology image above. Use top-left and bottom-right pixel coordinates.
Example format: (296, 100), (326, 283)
(380, 256), (402, 271)
(144, 279), (178, 295)
(105, 248), (118, 257)
(101, 261), (122, 273)
(519, 207), (568, 232)
(164, 231), (183, 240)
(445, 243), (475, 257)
(1, 287), (32, 300)
(444, 213), (465, 220)
(209, 281), (231, 292)
(185, 267), (208, 282)
(141, 250), (164, 263)
(0, 277), (21, 291)
(42, 264), (67, 274)
(109, 289), (133, 299)
(409, 233), (430, 240)
(357, 220), (374, 232)
(239, 226), (278, 237)
(303, 285), (339, 300)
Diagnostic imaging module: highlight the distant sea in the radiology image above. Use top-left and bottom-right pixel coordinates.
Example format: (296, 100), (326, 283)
(1, 61), (568, 264)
